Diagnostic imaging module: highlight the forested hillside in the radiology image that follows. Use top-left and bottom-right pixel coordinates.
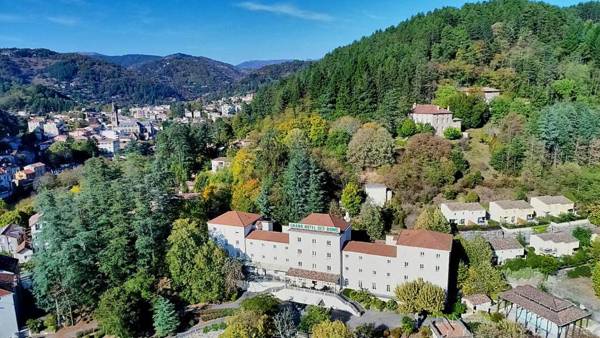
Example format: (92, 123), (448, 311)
(0, 50), (308, 110)
(240, 0), (600, 125)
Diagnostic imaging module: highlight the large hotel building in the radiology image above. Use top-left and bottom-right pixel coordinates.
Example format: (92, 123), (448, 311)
(208, 210), (453, 298)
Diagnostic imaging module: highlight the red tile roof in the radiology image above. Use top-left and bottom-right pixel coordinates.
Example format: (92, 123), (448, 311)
(0, 288), (12, 297)
(208, 211), (261, 227)
(287, 268), (339, 283)
(343, 241), (397, 257)
(396, 229), (453, 251)
(299, 213), (350, 231)
(411, 104), (452, 115)
(246, 230), (289, 244)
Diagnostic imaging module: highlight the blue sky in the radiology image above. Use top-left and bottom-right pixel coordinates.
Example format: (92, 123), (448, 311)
(0, 0), (586, 65)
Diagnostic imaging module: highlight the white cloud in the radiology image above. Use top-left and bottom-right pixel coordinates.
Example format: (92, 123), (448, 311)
(47, 15), (79, 26)
(237, 2), (333, 22)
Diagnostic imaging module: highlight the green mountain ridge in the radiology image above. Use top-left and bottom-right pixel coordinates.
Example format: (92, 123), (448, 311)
(239, 0), (600, 126)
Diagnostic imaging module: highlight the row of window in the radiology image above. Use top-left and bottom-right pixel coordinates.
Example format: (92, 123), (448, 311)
(345, 265), (441, 274)
(344, 252), (441, 260)
(297, 237), (333, 246)
(344, 279), (392, 292)
(297, 261), (332, 271)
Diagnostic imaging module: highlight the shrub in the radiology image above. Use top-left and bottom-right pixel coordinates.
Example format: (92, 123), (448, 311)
(386, 299), (398, 311)
(240, 294), (279, 315)
(567, 265), (592, 278)
(202, 322), (227, 333)
(419, 326), (432, 338)
(44, 314), (58, 332)
(27, 318), (44, 334)
(444, 127), (462, 140)
(464, 191), (479, 203)
(199, 308), (236, 321)
(372, 298), (386, 311)
(401, 317), (415, 335)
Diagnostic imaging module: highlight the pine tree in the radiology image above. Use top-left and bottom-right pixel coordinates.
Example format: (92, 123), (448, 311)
(306, 159), (326, 213)
(256, 174), (274, 218)
(152, 296), (179, 337)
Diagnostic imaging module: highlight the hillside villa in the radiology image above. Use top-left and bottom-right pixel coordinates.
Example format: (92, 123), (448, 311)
(529, 195), (575, 218)
(440, 202), (486, 226)
(529, 232), (579, 257)
(409, 104), (461, 137)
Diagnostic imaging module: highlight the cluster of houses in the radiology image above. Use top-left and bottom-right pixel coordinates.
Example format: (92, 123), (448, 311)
(0, 162), (47, 199)
(440, 195), (575, 227)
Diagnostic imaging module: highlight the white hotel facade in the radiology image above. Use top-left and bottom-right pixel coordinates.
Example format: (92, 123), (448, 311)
(208, 211), (453, 298)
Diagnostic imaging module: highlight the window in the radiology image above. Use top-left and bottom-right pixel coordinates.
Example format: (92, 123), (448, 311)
(327, 266), (331, 271)
(297, 237), (302, 242)
(327, 240), (331, 246)
(285, 246), (288, 250)
(420, 251), (424, 257)
(372, 283), (376, 290)
(386, 285), (391, 292)
(404, 262), (409, 267)
(298, 261), (302, 267)
(436, 266), (440, 271)
(312, 239), (317, 244)
(312, 251), (317, 256)
(358, 281), (363, 288)
(359, 268), (363, 273)
(419, 264), (424, 269)
(251, 254), (254, 257)
(386, 272), (391, 277)
(286, 258), (289, 262)
(236, 240), (239, 245)
(249, 242), (253, 246)
(345, 266), (349, 271)
(404, 275), (408, 280)
(326, 253), (331, 258)
(344, 254), (349, 258)
(372, 270), (376, 275)
(261, 243), (264, 247)
(274, 257), (277, 261)
(297, 249), (302, 254)
(273, 245), (276, 248)
(212, 227), (216, 231)
(359, 256), (363, 260)
(312, 263), (316, 269)
(387, 259), (391, 264)
(261, 255), (265, 259)
(436, 253), (440, 258)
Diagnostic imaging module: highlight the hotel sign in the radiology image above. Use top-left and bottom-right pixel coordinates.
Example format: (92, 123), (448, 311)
(289, 222), (340, 234)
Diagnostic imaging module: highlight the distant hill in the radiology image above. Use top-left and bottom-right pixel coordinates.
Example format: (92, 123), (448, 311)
(236, 59), (294, 70)
(233, 60), (312, 94)
(136, 53), (245, 99)
(0, 49), (307, 110)
(83, 53), (162, 68)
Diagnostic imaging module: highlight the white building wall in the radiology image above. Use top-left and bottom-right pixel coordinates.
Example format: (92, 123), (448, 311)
(288, 229), (346, 276)
(397, 246), (451, 291)
(489, 203), (534, 224)
(0, 293), (18, 338)
(342, 251), (397, 297)
(530, 198), (574, 217)
(529, 236), (578, 257)
(494, 248), (525, 264)
(246, 239), (290, 275)
(208, 223), (252, 258)
(440, 205), (486, 225)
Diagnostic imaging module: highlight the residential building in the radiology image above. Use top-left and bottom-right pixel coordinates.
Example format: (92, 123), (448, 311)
(0, 256), (19, 338)
(499, 285), (590, 338)
(440, 202), (486, 226)
(211, 157), (231, 173)
(529, 196), (575, 218)
(0, 224), (31, 263)
(343, 229), (452, 297)
(460, 87), (501, 103)
(489, 200), (535, 224)
(209, 210), (453, 298)
(409, 104), (461, 136)
(462, 294), (492, 314)
(98, 138), (120, 155)
(364, 183), (392, 207)
(208, 211), (262, 258)
(0, 168), (13, 199)
(429, 318), (473, 338)
(23, 162), (46, 179)
(488, 237), (525, 264)
(530, 232), (579, 257)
